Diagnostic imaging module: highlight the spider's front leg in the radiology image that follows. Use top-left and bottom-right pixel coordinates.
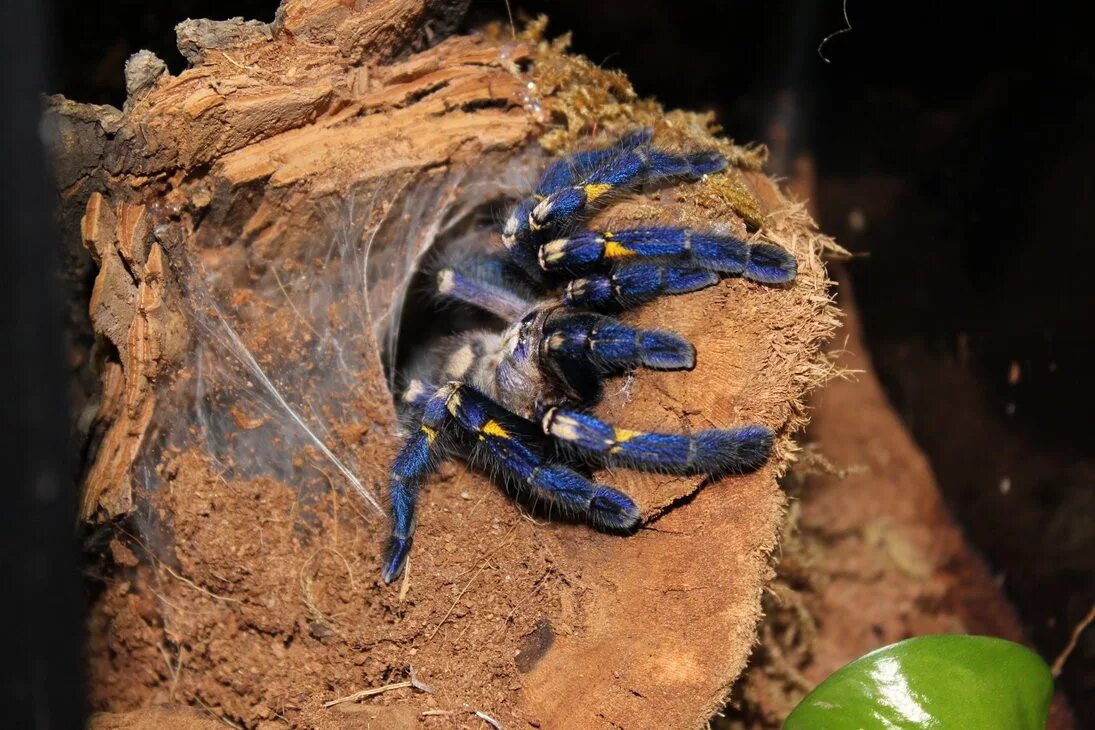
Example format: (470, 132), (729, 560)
(529, 146), (727, 232)
(540, 227), (798, 287)
(533, 127), (653, 200)
(534, 313), (775, 477)
(502, 129), (725, 280)
(541, 407), (774, 475)
(562, 262), (720, 311)
(382, 381), (640, 583)
(544, 312), (697, 371)
(501, 129), (651, 279)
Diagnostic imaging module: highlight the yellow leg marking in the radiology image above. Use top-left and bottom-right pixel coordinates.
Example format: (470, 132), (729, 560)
(481, 419), (510, 439)
(420, 425), (437, 444)
(583, 183), (614, 202)
(609, 428), (643, 454)
(603, 240), (636, 259)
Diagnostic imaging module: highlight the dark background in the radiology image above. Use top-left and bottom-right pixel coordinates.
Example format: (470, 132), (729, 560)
(8, 0), (1091, 726)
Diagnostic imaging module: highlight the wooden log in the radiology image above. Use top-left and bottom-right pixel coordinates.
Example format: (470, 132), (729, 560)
(47, 2), (838, 727)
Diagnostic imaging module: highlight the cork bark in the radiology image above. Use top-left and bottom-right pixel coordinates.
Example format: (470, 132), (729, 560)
(49, 2), (838, 727)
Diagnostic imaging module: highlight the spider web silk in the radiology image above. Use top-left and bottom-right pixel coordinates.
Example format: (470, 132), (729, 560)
(129, 152), (541, 557)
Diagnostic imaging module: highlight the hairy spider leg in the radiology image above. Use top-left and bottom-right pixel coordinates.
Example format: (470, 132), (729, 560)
(503, 128), (654, 279)
(562, 262), (720, 310)
(382, 383), (451, 583)
(543, 313), (696, 374)
(529, 148), (728, 232)
(539, 318), (604, 404)
(539, 309), (696, 407)
(541, 407), (774, 475)
(435, 261), (533, 321)
(383, 382), (641, 583)
(448, 383), (640, 528)
(534, 127), (653, 196)
(540, 227), (798, 284)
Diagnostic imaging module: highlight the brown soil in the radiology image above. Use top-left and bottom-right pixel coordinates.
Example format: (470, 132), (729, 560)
(90, 707), (226, 730)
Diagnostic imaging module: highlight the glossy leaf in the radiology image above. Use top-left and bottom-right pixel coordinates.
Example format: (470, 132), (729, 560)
(784, 634), (1052, 729)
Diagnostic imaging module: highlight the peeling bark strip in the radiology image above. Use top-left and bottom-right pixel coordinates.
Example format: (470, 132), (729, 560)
(78, 192), (188, 518)
(48, 1), (838, 727)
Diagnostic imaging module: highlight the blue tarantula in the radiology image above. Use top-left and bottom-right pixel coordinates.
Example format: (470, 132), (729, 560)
(381, 128), (797, 583)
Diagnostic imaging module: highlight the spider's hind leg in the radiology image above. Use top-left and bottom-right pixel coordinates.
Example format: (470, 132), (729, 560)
(542, 407), (774, 476)
(384, 378), (644, 583)
(382, 382), (452, 583)
(443, 383), (640, 531)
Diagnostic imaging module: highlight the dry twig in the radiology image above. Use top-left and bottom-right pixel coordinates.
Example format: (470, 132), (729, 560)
(1051, 601), (1095, 677)
(323, 666), (432, 708)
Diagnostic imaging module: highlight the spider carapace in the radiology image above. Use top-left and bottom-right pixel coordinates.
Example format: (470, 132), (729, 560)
(383, 129), (797, 583)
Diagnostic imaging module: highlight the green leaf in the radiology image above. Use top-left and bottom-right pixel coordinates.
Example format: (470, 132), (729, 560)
(784, 634), (1053, 730)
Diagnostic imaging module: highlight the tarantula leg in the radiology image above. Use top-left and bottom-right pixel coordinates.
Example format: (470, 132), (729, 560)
(540, 227), (798, 284)
(435, 262), (532, 320)
(442, 382), (640, 531)
(383, 381), (643, 582)
(542, 407), (774, 475)
(543, 313), (695, 372)
(534, 128), (653, 197)
(529, 147), (728, 232)
(502, 129), (654, 278)
(562, 263), (719, 310)
(382, 382), (452, 584)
